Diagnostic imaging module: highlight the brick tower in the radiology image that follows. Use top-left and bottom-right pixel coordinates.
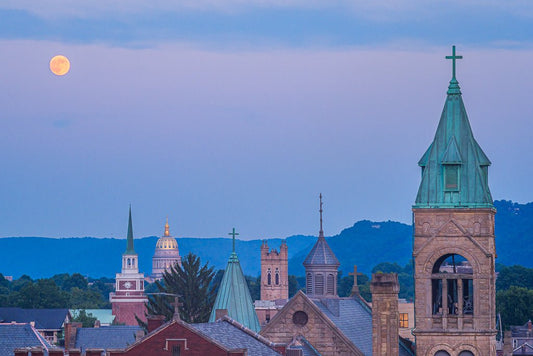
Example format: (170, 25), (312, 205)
(110, 207), (148, 325)
(260, 240), (288, 301)
(412, 46), (497, 356)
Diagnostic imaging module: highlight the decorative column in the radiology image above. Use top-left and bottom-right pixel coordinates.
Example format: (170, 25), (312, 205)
(371, 273), (400, 356)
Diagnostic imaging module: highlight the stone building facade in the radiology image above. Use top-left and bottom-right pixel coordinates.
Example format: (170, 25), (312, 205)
(412, 47), (497, 356)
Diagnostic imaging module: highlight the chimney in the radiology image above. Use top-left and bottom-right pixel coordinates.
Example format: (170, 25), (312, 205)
(64, 322), (82, 350)
(215, 309), (228, 320)
(147, 315), (166, 333)
(94, 319), (101, 328)
(370, 273), (400, 356)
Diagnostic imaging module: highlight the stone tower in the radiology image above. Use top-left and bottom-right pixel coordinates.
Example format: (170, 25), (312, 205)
(151, 218), (182, 280)
(260, 240), (288, 301)
(110, 207), (148, 325)
(303, 194), (340, 298)
(371, 273), (400, 356)
(412, 46), (497, 356)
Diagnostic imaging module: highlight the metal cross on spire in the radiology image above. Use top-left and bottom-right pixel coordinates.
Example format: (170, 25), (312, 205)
(446, 45), (463, 79)
(229, 227), (239, 252)
(319, 193), (324, 238)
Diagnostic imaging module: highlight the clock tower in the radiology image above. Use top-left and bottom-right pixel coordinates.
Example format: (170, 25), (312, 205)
(110, 207), (148, 325)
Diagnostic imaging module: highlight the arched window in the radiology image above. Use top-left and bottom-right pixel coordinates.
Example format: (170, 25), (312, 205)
(315, 274), (324, 295)
(306, 273), (312, 294)
(458, 351), (475, 356)
(275, 268), (280, 285)
(127, 258), (131, 267)
(432, 254), (473, 316)
(327, 274), (335, 295)
(267, 268), (272, 285)
(434, 351), (451, 356)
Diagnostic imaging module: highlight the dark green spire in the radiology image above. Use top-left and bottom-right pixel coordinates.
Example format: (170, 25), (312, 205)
(124, 205), (137, 255)
(414, 46), (493, 209)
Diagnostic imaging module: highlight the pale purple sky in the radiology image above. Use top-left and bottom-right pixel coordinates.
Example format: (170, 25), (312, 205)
(0, 1), (532, 239)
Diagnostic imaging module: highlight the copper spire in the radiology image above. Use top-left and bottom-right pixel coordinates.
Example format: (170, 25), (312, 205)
(319, 193), (324, 239)
(164, 216), (170, 237)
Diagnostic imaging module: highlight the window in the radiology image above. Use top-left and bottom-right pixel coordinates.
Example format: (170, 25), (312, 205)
(432, 254), (474, 316)
(306, 273), (312, 294)
(267, 268), (272, 285)
(399, 313), (409, 328)
(434, 351), (451, 356)
(172, 345), (180, 356)
(458, 351), (474, 356)
(315, 274), (324, 295)
(444, 165), (459, 191)
(275, 268), (280, 285)
(327, 274), (335, 295)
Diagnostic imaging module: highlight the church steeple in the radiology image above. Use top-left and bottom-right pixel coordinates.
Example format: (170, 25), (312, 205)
(124, 205), (136, 255)
(209, 228), (261, 332)
(415, 46), (493, 209)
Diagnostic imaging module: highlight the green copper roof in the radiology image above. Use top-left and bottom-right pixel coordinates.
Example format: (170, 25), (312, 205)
(414, 46), (493, 209)
(124, 206), (137, 255)
(209, 230), (261, 332)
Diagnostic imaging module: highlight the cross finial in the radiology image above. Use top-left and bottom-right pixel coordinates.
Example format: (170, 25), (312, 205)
(446, 45), (463, 80)
(349, 265), (364, 296)
(229, 228), (239, 252)
(319, 193), (324, 238)
(172, 296), (183, 321)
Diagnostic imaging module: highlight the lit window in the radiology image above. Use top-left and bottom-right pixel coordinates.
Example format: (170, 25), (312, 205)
(400, 313), (409, 328)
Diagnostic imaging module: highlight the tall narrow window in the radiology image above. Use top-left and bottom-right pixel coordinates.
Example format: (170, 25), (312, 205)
(267, 268), (272, 285)
(447, 279), (458, 315)
(172, 345), (180, 356)
(463, 279), (474, 315)
(432, 279), (443, 315)
(315, 274), (324, 295)
(327, 274), (335, 295)
(306, 273), (312, 294)
(444, 165), (460, 191)
(275, 268), (280, 285)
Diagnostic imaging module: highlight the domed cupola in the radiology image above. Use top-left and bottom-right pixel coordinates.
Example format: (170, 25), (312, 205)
(151, 218), (182, 280)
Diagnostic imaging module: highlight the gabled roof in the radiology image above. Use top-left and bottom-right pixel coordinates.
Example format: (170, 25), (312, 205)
(261, 291), (415, 356)
(303, 236), (340, 267)
(75, 325), (142, 352)
(0, 308), (70, 330)
(414, 65), (493, 209)
(208, 250), (261, 332)
(0, 323), (53, 356)
(513, 342), (533, 355)
(191, 318), (281, 355)
(120, 317), (280, 355)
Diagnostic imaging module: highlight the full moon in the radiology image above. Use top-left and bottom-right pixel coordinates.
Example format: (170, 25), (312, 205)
(49, 55), (70, 76)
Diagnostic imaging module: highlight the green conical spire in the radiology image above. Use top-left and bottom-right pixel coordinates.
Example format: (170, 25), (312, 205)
(209, 228), (261, 332)
(124, 205), (137, 255)
(414, 46), (493, 209)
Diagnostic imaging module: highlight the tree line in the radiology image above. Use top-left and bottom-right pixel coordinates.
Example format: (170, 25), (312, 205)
(2, 256), (532, 330)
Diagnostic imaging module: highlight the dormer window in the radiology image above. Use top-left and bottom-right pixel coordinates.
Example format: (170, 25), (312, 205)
(444, 164), (460, 191)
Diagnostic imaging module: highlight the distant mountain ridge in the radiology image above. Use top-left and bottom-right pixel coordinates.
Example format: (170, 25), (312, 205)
(0, 200), (531, 279)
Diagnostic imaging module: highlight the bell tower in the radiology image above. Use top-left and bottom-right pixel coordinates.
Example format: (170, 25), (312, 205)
(412, 46), (497, 356)
(260, 240), (288, 301)
(110, 206), (148, 325)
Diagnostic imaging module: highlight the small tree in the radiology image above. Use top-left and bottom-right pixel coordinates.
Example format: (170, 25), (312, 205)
(142, 253), (216, 325)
